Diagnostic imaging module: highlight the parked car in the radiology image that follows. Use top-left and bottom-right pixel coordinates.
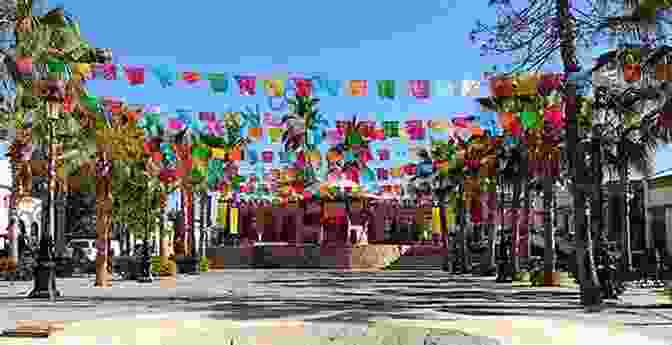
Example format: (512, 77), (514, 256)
(66, 239), (97, 263)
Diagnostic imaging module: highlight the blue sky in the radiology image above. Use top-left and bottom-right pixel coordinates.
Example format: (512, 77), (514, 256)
(43, 0), (672, 208)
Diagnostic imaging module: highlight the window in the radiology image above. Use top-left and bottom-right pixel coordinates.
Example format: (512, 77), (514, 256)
(70, 241), (91, 249)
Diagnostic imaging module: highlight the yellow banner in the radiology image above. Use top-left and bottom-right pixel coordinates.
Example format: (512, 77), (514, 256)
(230, 207), (239, 234)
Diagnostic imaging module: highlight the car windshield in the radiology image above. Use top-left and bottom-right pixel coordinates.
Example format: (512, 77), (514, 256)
(70, 241), (91, 248)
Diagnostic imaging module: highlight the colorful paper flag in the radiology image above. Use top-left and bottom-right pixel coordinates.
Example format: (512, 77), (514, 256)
(152, 65), (176, 88)
(408, 80), (431, 99)
(462, 79), (480, 96)
(313, 75), (341, 96)
(383, 121), (400, 138)
(208, 73), (229, 94)
(182, 71), (201, 84)
(263, 79), (285, 97)
(376, 80), (395, 100)
(235, 75), (257, 96)
(432, 80), (456, 97)
(124, 65), (145, 85)
(294, 78), (313, 97)
(348, 80), (368, 96)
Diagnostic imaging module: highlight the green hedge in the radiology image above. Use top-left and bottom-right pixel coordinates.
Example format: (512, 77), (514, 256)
(200, 256), (209, 272)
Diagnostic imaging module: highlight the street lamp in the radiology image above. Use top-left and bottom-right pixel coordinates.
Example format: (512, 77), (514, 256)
(188, 191), (202, 275)
(29, 100), (61, 299)
(137, 181), (153, 283)
(496, 182), (512, 283)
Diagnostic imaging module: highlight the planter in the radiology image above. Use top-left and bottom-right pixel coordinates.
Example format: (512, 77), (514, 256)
(512, 271), (530, 282)
(543, 271), (561, 287)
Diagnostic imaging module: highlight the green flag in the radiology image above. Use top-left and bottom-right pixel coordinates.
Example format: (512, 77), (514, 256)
(376, 80), (395, 100)
(383, 121), (400, 138)
(520, 111), (541, 129)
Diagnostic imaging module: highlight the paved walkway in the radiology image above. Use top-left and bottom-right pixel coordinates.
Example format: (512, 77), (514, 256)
(0, 270), (671, 344)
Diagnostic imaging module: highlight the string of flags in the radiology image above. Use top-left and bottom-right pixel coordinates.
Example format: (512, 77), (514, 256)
(61, 63), (487, 98)
(94, 93), (566, 148)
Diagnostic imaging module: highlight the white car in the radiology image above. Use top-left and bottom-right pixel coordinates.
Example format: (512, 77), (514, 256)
(66, 239), (97, 262)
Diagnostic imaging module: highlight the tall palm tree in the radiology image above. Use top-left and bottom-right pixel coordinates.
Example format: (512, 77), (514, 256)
(592, 47), (672, 273)
(282, 95), (327, 196)
(555, 0), (602, 306)
(0, 0), (114, 286)
(476, 95), (530, 275)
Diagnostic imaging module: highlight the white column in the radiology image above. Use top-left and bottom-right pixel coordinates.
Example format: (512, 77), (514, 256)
(129, 232), (135, 256)
(665, 207), (672, 257)
(154, 223), (160, 256)
(643, 179), (652, 250)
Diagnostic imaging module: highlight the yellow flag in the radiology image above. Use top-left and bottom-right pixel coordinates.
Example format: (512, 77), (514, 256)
(263, 79), (285, 97)
(211, 148), (227, 159)
(268, 127), (283, 143)
(446, 207), (456, 225)
(230, 207), (239, 234)
(399, 128), (409, 144)
(73, 63), (91, 80)
(432, 207), (442, 234)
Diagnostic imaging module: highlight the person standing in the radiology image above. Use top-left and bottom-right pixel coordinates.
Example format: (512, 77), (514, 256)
(17, 228), (27, 258)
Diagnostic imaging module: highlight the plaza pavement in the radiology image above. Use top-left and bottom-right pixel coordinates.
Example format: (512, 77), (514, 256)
(0, 270), (671, 344)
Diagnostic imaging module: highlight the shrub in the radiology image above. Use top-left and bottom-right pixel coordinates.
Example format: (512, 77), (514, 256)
(151, 256), (177, 276)
(199, 255), (209, 272)
(160, 260), (177, 276)
(530, 270), (544, 286)
(512, 271), (530, 282)
(151, 256), (161, 273)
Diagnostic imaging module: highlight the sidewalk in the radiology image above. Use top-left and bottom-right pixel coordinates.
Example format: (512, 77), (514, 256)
(0, 318), (666, 345)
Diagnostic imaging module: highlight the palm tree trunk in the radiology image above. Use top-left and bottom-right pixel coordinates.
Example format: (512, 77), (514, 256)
(174, 186), (189, 256)
(511, 177), (522, 273)
(522, 179), (531, 267)
(95, 152), (111, 287)
(7, 149), (19, 271)
(557, 0), (601, 307)
(543, 175), (556, 284)
(619, 162), (632, 272)
(483, 184), (497, 275)
(438, 190), (450, 271)
(159, 192), (172, 276)
(199, 191), (207, 256)
(457, 181), (469, 273)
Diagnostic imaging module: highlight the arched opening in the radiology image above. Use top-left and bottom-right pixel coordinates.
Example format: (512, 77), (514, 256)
(31, 222), (39, 244)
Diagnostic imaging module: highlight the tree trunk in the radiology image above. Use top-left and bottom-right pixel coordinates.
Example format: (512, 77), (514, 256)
(483, 185), (497, 275)
(557, 0), (601, 308)
(95, 151), (111, 287)
(511, 178), (522, 273)
(543, 175), (556, 283)
(159, 192), (172, 276)
(439, 190), (450, 271)
(457, 181), (470, 273)
(8, 152), (19, 271)
(174, 187), (188, 256)
(619, 163), (632, 272)
(522, 179), (531, 268)
(199, 191), (207, 255)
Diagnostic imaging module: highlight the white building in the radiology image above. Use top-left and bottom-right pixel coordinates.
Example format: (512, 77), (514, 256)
(0, 158), (43, 244)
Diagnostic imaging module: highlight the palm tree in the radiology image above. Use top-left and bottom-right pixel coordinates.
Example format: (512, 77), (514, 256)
(476, 95), (531, 275)
(591, 47), (672, 274)
(282, 95), (327, 196)
(0, 0), (114, 286)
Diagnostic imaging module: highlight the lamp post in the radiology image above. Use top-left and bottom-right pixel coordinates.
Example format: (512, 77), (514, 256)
(495, 179), (512, 282)
(137, 181), (153, 283)
(29, 101), (60, 299)
(188, 191), (202, 275)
